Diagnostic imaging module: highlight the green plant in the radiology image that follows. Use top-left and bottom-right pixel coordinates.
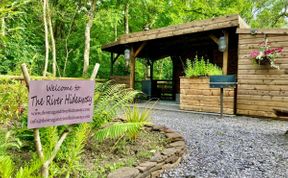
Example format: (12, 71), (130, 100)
(95, 105), (152, 142)
(250, 41), (283, 69)
(57, 124), (91, 177)
(184, 56), (222, 77)
(0, 156), (14, 178)
(0, 79), (27, 127)
(93, 81), (141, 128)
(0, 130), (22, 155)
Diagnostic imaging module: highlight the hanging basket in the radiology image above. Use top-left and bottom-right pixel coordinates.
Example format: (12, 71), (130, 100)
(255, 57), (271, 65)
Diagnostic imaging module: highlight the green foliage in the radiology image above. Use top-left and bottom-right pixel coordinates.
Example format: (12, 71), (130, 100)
(0, 156), (13, 178)
(93, 81), (141, 128)
(153, 58), (173, 80)
(41, 127), (59, 155)
(0, 155), (42, 178)
(0, 130), (22, 155)
(57, 124), (91, 177)
(0, 79), (27, 126)
(185, 56), (222, 77)
(95, 105), (151, 141)
(14, 161), (42, 178)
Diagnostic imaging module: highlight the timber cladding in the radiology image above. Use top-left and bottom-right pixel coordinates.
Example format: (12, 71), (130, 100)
(237, 29), (288, 118)
(180, 77), (234, 114)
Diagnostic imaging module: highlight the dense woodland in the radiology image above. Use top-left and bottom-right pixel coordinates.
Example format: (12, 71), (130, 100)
(1, 0), (288, 80)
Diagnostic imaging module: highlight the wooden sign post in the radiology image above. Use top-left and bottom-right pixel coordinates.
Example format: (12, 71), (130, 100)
(21, 63), (99, 178)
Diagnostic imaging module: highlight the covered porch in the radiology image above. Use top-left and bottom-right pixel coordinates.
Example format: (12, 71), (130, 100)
(102, 14), (249, 102)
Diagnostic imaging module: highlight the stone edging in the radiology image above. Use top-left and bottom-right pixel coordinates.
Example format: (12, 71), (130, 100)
(107, 124), (187, 178)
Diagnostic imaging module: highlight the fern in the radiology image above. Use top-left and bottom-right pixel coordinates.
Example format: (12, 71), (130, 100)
(95, 122), (147, 141)
(95, 105), (152, 141)
(0, 130), (22, 155)
(57, 123), (91, 177)
(41, 126), (59, 155)
(15, 160), (42, 178)
(0, 156), (13, 178)
(0, 155), (42, 178)
(93, 81), (140, 128)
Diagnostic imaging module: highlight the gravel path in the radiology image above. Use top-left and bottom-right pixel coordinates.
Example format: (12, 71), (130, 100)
(151, 110), (288, 178)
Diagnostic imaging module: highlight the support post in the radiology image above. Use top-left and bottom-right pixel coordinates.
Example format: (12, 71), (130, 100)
(220, 88), (224, 118)
(110, 53), (120, 78)
(149, 60), (153, 81)
(223, 31), (229, 75)
(129, 48), (135, 89)
(110, 53), (114, 77)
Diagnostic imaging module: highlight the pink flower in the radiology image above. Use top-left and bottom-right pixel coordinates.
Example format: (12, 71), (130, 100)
(250, 50), (260, 58)
(249, 42), (284, 69)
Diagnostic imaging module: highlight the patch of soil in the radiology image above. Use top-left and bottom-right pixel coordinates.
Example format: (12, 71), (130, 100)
(81, 128), (168, 177)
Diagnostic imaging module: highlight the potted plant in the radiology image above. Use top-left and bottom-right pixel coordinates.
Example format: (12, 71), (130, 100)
(184, 56), (222, 77)
(180, 56), (234, 114)
(250, 41), (283, 69)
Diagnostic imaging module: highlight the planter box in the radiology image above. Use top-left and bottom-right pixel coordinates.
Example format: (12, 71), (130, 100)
(180, 76), (235, 114)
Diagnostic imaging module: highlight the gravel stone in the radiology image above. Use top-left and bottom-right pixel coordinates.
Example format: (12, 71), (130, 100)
(150, 110), (288, 178)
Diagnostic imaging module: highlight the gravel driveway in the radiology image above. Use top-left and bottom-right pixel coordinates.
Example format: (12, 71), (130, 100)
(151, 110), (288, 178)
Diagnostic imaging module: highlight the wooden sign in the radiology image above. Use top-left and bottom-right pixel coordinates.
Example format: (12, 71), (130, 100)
(28, 80), (95, 129)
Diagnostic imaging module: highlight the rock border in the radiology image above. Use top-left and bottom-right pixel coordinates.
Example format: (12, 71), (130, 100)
(107, 124), (187, 178)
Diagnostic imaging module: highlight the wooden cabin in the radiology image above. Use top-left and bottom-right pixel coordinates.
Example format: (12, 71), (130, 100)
(102, 14), (288, 119)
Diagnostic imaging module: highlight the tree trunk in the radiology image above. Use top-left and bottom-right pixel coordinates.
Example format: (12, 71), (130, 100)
(63, 6), (78, 76)
(124, 3), (129, 34)
(47, 1), (57, 77)
(43, 0), (49, 77)
(1, 17), (5, 36)
(83, 0), (96, 76)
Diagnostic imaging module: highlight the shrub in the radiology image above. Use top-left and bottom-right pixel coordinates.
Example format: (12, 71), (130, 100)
(184, 56), (222, 77)
(0, 78), (27, 127)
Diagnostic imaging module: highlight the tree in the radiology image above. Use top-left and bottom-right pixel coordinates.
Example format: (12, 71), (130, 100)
(83, 0), (97, 76)
(43, 0), (49, 77)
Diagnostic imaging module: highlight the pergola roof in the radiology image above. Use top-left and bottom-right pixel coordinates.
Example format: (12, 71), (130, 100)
(102, 14), (249, 59)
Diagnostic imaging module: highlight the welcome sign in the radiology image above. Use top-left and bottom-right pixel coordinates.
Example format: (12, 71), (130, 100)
(28, 80), (95, 129)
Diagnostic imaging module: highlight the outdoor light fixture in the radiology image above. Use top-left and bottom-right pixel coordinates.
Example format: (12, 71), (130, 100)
(124, 48), (130, 66)
(218, 36), (226, 52)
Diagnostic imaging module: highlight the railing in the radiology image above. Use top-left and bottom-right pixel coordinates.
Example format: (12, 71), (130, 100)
(156, 80), (174, 100)
(136, 80), (174, 100)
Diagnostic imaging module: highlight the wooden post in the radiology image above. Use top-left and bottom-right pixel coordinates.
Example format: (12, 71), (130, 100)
(21, 63), (99, 177)
(21, 64), (45, 174)
(90, 63), (100, 80)
(220, 88), (224, 118)
(110, 52), (114, 77)
(129, 48), (135, 89)
(223, 31), (229, 75)
(110, 53), (120, 78)
(150, 61), (153, 81)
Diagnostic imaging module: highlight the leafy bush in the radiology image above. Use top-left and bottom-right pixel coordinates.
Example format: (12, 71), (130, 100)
(0, 78), (27, 127)
(184, 56), (222, 77)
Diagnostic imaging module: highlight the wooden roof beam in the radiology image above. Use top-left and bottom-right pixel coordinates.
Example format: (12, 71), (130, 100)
(133, 42), (147, 58)
(209, 35), (218, 44)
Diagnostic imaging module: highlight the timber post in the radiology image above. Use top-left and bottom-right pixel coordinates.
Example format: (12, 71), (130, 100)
(129, 48), (135, 88)
(223, 31), (229, 75)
